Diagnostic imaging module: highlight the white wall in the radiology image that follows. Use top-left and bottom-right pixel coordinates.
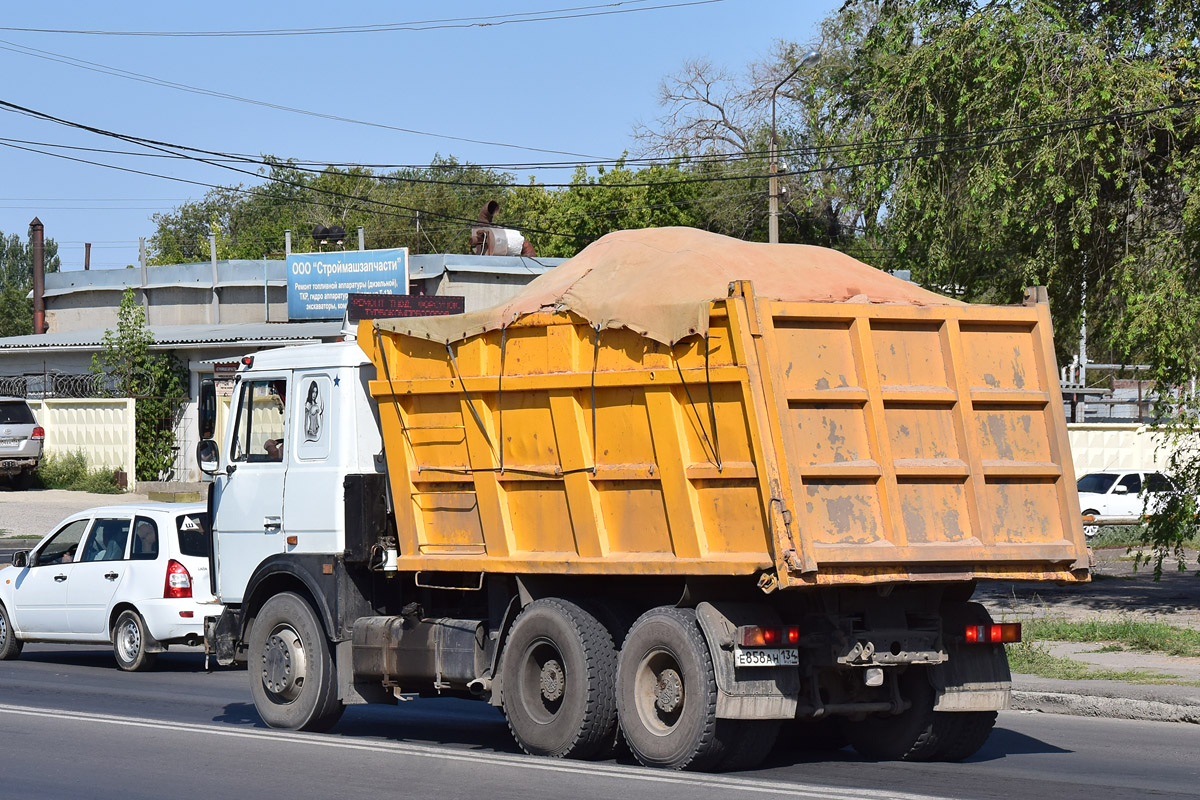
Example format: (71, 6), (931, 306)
(1066, 423), (1197, 476)
(29, 398), (137, 489)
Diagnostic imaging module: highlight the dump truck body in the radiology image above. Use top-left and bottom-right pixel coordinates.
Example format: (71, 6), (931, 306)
(201, 228), (1087, 771)
(362, 283), (1088, 589)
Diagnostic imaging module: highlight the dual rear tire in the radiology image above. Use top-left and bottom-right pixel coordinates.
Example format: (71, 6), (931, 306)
(500, 601), (778, 771)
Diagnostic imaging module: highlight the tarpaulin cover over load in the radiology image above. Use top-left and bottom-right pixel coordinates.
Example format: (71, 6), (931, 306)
(374, 226), (961, 346)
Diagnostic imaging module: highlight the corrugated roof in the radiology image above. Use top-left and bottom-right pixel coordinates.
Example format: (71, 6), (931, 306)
(39, 254), (564, 298)
(0, 322), (343, 352)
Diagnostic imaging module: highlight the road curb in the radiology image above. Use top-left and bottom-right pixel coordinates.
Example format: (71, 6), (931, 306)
(1012, 690), (1200, 724)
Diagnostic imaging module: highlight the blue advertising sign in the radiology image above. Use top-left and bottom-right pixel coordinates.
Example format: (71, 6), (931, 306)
(286, 248), (409, 320)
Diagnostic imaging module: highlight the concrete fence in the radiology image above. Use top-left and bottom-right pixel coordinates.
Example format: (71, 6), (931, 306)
(1066, 423), (1199, 477)
(29, 398), (137, 489)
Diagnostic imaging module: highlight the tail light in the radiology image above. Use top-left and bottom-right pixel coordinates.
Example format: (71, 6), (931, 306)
(737, 625), (801, 647)
(31, 426), (45, 441)
(965, 623), (1021, 644)
(164, 559), (193, 599)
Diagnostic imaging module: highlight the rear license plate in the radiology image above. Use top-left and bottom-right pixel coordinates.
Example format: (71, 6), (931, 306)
(734, 647), (799, 667)
(0, 438), (18, 448)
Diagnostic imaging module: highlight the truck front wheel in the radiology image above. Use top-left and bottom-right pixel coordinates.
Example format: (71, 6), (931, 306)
(500, 598), (618, 759)
(248, 592), (344, 732)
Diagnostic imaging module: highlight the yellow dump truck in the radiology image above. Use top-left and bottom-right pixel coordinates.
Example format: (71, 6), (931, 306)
(200, 228), (1088, 772)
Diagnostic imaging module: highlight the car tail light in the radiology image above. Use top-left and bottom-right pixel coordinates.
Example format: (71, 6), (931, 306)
(31, 426), (44, 441)
(737, 625), (801, 647)
(164, 559), (193, 599)
(964, 623), (1021, 644)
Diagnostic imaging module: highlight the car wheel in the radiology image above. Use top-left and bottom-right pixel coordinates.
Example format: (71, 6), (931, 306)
(113, 609), (157, 671)
(1081, 510), (1100, 539)
(248, 592), (344, 732)
(0, 603), (23, 660)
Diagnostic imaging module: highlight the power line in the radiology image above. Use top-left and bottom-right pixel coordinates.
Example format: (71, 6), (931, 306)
(0, 112), (592, 242)
(0, 39), (605, 159)
(0, 1), (725, 37)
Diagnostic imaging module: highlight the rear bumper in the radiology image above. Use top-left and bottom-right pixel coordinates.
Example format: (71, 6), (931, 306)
(0, 456), (38, 475)
(139, 598), (223, 644)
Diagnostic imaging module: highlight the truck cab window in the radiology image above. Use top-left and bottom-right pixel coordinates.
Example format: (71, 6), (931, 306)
(231, 379), (288, 463)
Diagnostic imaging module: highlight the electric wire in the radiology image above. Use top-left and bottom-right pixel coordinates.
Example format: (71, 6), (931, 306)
(0, 1), (726, 37)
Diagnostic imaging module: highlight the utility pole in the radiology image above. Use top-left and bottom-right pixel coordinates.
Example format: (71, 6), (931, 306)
(285, 229), (292, 257)
(769, 50), (820, 244)
(358, 226), (365, 251)
(209, 233), (220, 325)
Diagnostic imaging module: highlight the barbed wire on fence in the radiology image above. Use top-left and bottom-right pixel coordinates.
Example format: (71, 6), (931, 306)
(0, 372), (111, 398)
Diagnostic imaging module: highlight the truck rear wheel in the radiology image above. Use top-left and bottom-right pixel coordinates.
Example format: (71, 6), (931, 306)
(249, 592), (344, 732)
(616, 606), (745, 771)
(500, 598), (618, 759)
(840, 667), (946, 761)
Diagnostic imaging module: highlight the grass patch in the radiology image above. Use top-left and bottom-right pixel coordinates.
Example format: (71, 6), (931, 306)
(35, 451), (123, 494)
(1005, 641), (1181, 683)
(1090, 525), (1200, 550)
(1022, 617), (1200, 658)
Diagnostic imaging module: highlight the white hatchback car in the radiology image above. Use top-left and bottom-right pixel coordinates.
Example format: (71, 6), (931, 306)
(0, 502), (221, 670)
(1076, 470), (1178, 538)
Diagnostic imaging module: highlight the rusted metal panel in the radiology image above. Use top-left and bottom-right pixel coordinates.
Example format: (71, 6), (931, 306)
(359, 288), (1089, 587)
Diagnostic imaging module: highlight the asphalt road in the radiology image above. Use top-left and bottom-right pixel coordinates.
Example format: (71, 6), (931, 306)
(1, 644), (1197, 800)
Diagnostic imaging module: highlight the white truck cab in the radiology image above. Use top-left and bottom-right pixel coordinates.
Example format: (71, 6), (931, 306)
(200, 341), (382, 604)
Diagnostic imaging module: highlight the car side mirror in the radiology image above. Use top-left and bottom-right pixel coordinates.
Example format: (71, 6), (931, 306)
(1113, 485), (1129, 495)
(11, 550), (28, 568)
(197, 439), (221, 476)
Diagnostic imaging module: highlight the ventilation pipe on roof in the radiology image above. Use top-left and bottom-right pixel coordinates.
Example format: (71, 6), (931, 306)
(469, 201), (536, 257)
(30, 217), (45, 335)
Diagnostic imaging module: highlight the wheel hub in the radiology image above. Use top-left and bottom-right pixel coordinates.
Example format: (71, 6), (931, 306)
(262, 628), (306, 701)
(118, 621), (140, 661)
(654, 668), (683, 713)
(540, 658), (565, 702)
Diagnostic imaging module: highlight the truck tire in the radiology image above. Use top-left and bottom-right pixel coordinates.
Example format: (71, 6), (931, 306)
(715, 720), (781, 771)
(249, 592), (344, 732)
(775, 717), (848, 754)
(500, 598), (618, 759)
(0, 603), (22, 660)
(616, 606), (742, 771)
(113, 610), (157, 672)
(840, 667), (940, 761)
(926, 711), (997, 761)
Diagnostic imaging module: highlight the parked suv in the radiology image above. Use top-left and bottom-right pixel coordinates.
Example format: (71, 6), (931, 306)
(0, 397), (44, 489)
(0, 503), (222, 670)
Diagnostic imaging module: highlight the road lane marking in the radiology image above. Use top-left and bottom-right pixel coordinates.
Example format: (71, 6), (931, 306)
(0, 702), (949, 800)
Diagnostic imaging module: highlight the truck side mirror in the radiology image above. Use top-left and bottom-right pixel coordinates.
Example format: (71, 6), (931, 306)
(197, 439), (221, 476)
(1113, 484), (1129, 495)
(11, 550), (27, 568)
(199, 378), (217, 441)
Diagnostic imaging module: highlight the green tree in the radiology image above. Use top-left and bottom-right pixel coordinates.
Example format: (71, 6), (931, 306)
(91, 288), (188, 482)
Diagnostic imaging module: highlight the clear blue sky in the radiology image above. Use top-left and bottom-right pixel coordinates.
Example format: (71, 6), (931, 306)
(0, 1), (834, 270)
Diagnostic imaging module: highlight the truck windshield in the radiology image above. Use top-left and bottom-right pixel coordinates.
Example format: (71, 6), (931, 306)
(1077, 473), (1118, 494)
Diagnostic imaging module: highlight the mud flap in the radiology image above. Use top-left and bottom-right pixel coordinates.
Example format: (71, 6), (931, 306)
(931, 602), (1012, 712)
(695, 601), (799, 720)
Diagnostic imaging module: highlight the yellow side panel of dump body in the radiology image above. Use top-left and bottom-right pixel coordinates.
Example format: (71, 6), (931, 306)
(359, 283), (1090, 589)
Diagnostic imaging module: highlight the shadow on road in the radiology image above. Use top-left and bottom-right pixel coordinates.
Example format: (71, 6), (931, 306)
(19, 647), (212, 674)
(213, 696), (524, 753)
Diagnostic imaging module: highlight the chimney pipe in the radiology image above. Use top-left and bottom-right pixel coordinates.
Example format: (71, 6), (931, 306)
(84, 242), (91, 271)
(30, 217), (45, 334)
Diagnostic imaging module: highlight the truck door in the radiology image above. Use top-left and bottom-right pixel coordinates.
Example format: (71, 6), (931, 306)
(283, 372), (340, 553)
(212, 375), (289, 604)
